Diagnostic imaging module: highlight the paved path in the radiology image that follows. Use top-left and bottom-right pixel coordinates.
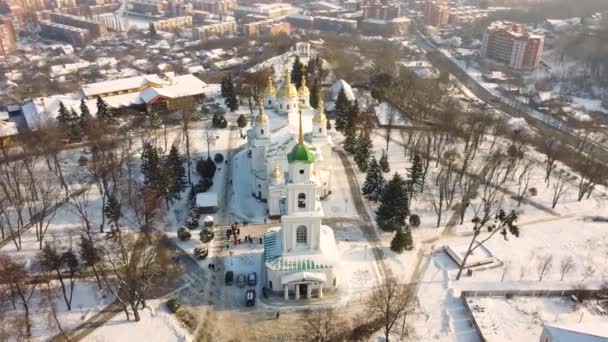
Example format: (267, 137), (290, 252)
(334, 145), (393, 280)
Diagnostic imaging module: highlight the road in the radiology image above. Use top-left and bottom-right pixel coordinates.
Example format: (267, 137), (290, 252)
(415, 30), (608, 165)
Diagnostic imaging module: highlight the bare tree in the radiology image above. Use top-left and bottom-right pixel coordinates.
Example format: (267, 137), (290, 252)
(538, 136), (564, 184)
(574, 157), (606, 201)
(551, 170), (570, 209)
(455, 209), (520, 280)
(100, 232), (180, 321)
(515, 161), (535, 207)
(39, 241), (80, 310)
(367, 276), (414, 342)
(501, 261), (512, 282)
(40, 272), (68, 340)
(303, 309), (349, 342)
(124, 184), (161, 232)
(25, 174), (60, 250)
(559, 256), (576, 281)
(69, 185), (94, 232)
(0, 255), (37, 337)
(535, 254), (554, 281)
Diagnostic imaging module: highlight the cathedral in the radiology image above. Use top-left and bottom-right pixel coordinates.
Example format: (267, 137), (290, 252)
(261, 112), (340, 299)
(247, 65), (331, 219)
(246, 55), (339, 299)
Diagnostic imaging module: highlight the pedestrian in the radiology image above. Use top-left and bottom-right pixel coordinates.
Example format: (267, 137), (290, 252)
(264, 218), (267, 224)
(275, 312), (280, 319)
(226, 244), (229, 250)
(238, 238), (241, 244)
(249, 236), (253, 244)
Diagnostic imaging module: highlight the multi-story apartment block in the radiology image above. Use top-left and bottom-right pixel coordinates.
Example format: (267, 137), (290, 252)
(481, 21), (545, 70)
(233, 3), (296, 20)
(39, 20), (90, 46)
(193, 0), (236, 15)
(241, 18), (290, 36)
(360, 16), (411, 37)
(0, 17), (17, 57)
(50, 13), (108, 37)
(361, 0), (400, 20)
(153, 16), (193, 31)
(192, 20), (236, 40)
(423, 0), (449, 27)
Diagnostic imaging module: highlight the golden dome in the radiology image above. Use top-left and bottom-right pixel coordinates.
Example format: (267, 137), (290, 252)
(276, 67), (298, 99)
(271, 165), (283, 179)
(313, 97), (327, 123)
(298, 75), (310, 96)
(255, 103), (269, 124)
(264, 75), (276, 97)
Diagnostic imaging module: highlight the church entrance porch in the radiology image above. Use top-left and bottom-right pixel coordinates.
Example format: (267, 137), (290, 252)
(281, 271), (326, 300)
(282, 282), (324, 300)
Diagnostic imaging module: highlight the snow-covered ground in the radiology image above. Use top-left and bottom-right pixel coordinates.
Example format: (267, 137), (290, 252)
(466, 296), (608, 342)
(87, 299), (191, 342)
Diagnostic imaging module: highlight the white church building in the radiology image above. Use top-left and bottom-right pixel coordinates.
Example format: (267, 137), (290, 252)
(262, 115), (339, 299)
(248, 64), (331, 219)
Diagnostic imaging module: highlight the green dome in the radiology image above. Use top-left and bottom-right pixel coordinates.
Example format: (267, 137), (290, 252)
(288, 143), (315, 164)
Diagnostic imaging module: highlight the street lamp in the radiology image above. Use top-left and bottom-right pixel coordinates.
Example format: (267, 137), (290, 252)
(229, 251), (233, 266)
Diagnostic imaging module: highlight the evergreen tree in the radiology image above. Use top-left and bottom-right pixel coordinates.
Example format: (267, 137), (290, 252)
(362, 157), (385, 201)
(354, 131), (372, 172)
(390, 225), (414, 253)
(220, 76), (229, 98)
(166, 145), (187, 197)
(346, 99), (360, 133)
(407, 154), (425, 194)
(149, 111), (162, 129)
(104, 195), (121, 231)
(309, 78), (320, 110)
(342, 126), (358, 154)
(237, 114), (247, 128)
(57, 101), (72, 127)
(223, 75), (239, 112)
(79, 234), (102, 288)
(80, 99), (92, 121)
(334, 88), (350, 132)
(96, 96), (112, 122)
(141, 143), (162, 187)
(379, 151), (390, 173)
(291, 56), (304, 89)
(376, 173), (410, 232)
(149, 22), (157, 37)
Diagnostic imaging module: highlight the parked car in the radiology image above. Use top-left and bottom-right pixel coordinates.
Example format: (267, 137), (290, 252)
(236, 273), (246, 287)
(225, 271), (234, 285)
(247, 272), (257, 286)
(245, 289), (256, 306)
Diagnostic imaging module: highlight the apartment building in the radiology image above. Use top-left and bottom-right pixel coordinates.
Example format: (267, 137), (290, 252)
(233, 3), (296, 20)
(481, 21), (545, 70)
(192, 20), (236, 40)
(0, 17), (17, 57)
(50, 13), (108, 37)
(423, 0), (449, 27)
(193, 0), (236, 15)
(153, 16), (193, 31)
(361, 0), (400, 20)
(39, 21), (90, 46)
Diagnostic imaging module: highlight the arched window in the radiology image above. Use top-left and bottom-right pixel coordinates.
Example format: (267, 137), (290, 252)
(287, 104), (290, 110)
(296, 225), (307, 244)
(318, 128), (322, 133)
(261, 129), (264, 135)
(298, 193), (306, 208)
(268, 100), (272, 105)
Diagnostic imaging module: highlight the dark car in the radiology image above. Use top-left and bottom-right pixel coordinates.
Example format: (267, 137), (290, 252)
(236, 273), (246, 287)
(225, 271), (234, 285)
(247, 272), (257, 286)
(245, 289), (256, 306)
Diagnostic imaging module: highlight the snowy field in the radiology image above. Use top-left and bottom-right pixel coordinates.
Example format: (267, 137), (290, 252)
(87, 299), (191, 342)
(466, 296), (608, 342)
